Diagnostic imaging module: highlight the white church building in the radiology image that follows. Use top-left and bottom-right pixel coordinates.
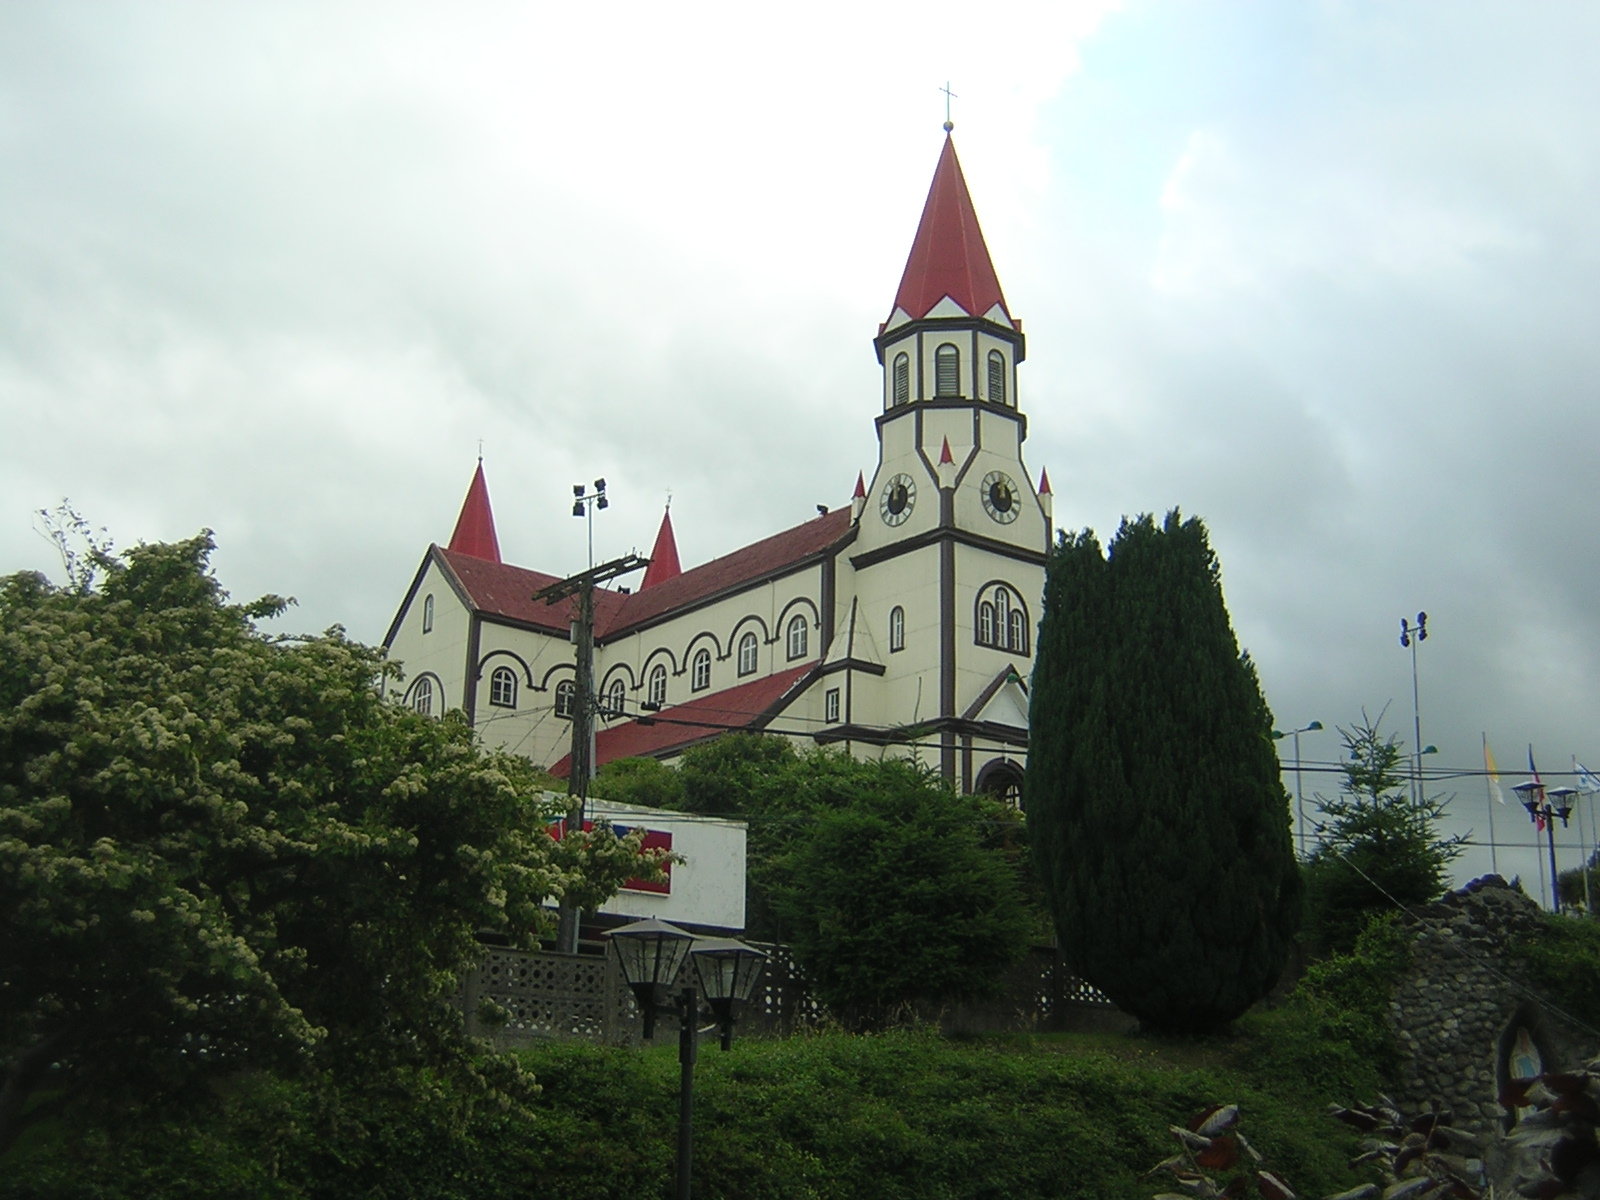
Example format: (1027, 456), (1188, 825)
(384, 133), (1052, 804)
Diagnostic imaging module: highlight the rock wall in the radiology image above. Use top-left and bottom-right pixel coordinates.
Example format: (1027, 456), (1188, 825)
(1387, 875), (1596, 1130)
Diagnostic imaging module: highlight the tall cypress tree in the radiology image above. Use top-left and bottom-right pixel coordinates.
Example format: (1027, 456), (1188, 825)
(1026, 511), (1301, 1033)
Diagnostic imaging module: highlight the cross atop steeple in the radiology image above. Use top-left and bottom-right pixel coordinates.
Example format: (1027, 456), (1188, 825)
(939, 81), (957, 132)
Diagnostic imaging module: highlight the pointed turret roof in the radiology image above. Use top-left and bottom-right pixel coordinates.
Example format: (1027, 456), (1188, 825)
(1038, 468), (1052, 495)
(447, 460), (502, 563)
(853, 471), (867, 500)
(641, 507), (682, 590)
(890, 135), (1010, 324)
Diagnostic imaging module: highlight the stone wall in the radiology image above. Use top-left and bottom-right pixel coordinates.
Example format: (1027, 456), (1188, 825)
(1387, 875), (1597, 1130)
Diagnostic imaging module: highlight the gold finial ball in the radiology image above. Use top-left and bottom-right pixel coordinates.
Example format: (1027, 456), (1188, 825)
(943, 120), (954, 133)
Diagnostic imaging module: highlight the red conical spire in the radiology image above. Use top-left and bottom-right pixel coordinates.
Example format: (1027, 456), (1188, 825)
(939, 436), (954, 466)
(447, 460), (502, 563)
(890, 136), (1009, 324)
(1038, 468), (1052, 495)
(641, 507), (682, 589)
(853, 471), (867, 499)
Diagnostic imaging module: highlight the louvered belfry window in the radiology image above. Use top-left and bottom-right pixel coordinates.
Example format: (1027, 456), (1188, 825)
(988, 350), (1006, 405)
(934, 344), (960, 397)
(892, 353), (910, 406)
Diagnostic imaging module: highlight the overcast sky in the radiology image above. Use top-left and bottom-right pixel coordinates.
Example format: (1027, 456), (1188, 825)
(4, 1), (1599, 893)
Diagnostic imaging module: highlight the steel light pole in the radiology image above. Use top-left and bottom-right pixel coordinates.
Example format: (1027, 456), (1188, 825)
(608, 919), (768, 1200)
(1513, 780), (1576, 912)
(1272, 721), (1324, 859)
(1399, 613), (1429, 804)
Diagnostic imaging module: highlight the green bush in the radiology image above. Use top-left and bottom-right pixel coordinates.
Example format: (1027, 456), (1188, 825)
(1242, 914), (1412, 1100)
(2, 1032), (1368, 1200)
(1508, 911), (1600, 1030)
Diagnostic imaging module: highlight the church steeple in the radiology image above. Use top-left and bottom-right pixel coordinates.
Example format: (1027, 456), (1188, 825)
(873, 134), (1024, 411)
(447, 460), (502, 563)
(641, 507), (682, 589)
(888, 135), (1013, 327)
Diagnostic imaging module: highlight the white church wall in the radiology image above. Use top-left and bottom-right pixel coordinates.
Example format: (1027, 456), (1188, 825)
(472, 618), (573, 766)
(384, 556), (472, 716)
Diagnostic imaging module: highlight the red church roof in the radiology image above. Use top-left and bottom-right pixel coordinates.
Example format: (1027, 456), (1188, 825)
(447, 462), (502, 563)
(426, 506), (853, 642)
(549, 661), (816, 776)
(891, 136), (1010, 324)
(641, 508), (682, 589)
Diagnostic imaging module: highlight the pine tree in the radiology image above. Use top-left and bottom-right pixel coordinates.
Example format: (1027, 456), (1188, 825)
(1026, 511), (1302, 1033)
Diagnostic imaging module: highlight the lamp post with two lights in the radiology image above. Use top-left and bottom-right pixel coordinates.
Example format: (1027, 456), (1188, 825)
(607, 918), (768, 1200)
(1512, 779), (1577, 912)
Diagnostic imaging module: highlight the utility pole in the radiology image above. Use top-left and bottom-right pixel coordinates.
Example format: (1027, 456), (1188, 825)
(533, 550), (649, 954)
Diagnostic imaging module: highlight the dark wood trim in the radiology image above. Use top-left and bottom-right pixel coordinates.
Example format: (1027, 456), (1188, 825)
(875, 396), (1027, 442)
(962, 664), (1027, 721)
(821, 548), (837, 651)
(816, 656), (886, 678)
(962, 734), (973, 793)
(850, 526), (1048, 571)
(812, 715), (1028, 749)
(874, 314), (1026, 365)
(463, 612), (482, 727)
(940, 532), (956, 782)
(916, 329), (925, 401)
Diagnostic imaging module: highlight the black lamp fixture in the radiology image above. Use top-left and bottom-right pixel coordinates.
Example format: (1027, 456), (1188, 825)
(608, 917), (696, 1039)
(606, 918), (768, 1200)
(1513, 776), (1573, 912)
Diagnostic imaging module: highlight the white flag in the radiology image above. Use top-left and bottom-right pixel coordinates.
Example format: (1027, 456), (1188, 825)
(1576, 761), (1600, 794)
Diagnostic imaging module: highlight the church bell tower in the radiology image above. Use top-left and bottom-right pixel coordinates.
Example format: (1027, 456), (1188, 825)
(840, 130), (1048, 791)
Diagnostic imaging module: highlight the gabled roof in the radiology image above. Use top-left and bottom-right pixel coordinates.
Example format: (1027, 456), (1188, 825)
(447, 462), (502, 563)
(641, 508), (682, 589)
(435, 547), (629, 635)
(890, 135), (1011, 325)
(604, 508), (851, 637)
(549, 661), (817, 775)
(430, 506), (854, 640)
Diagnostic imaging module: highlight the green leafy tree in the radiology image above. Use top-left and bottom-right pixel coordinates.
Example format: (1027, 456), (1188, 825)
(590, 755), (687, 811)
(0, 532), (657, 1153)
(762, 755), (1032, 1029)
(1304, 715), (1465, 952)
(1026, 511), (1302, 1033)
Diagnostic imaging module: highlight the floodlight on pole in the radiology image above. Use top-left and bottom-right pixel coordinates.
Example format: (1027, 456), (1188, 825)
(1272, 721), (1324, 859)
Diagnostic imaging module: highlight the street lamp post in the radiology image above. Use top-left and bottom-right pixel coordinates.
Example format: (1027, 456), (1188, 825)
(1399, 612), (1428, 804)
(1513, 780), (1576, 912)
(1272, 721), (1324, 859)
(608, 919), (768, 1200)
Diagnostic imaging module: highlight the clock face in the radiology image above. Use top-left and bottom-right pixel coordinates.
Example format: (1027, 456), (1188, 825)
(879, 474), (916, 526)
(981, 472), (1020, 524)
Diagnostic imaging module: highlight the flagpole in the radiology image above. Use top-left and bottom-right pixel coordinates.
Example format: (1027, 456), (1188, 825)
(1578, 755), (1594, 916)
(1484, 733), (1500, 877)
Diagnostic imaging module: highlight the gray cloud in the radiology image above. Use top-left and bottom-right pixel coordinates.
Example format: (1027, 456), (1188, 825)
(4, 1), (1599, 890)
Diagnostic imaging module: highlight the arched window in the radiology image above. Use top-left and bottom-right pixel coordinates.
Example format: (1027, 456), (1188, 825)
(412, 676), (433, 716)
(648, 664), (667, 708)
(978, 602), (995, 646)
(737, 631), (759, 676)
(786, 614), (808, 660)
(987, 350), (1006, 405)
(976, 585), (1028, 654)
(892, 352), (910, 406)
(889, 606), (905, 653)
(691, 648), (712, 692)
(995, 588), (1010, 643)
(1009, 608), (1027, 654)
(934, 343), (960, 397)
(554, 680), (576, 719)
(489, 665), (517, 708)
(422, 593), (434, 634)
(607, 677), (627, 716)
(978, 759), (1026, 810)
